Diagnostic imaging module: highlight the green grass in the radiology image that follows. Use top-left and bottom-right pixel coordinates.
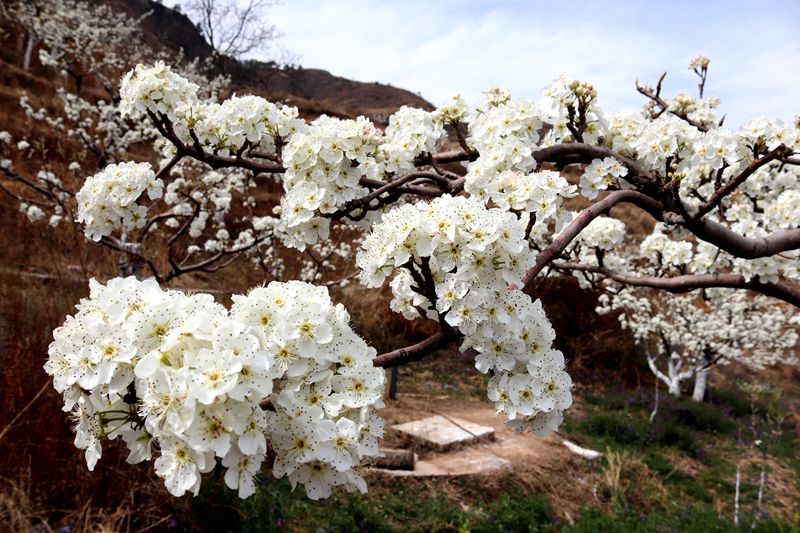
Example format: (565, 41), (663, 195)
(567, 505), (792, 533)
(175, 383), (798, 533)
(642, 452), (713, 503)
(180, 476), (796, 533)
(565, 388), (739, 458)
(180, 476), (557, 532)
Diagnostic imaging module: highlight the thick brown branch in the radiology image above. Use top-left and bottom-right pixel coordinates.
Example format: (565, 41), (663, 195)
(372, 332), (456, 368)
(423, 149), (478, 165)
(667, 214), (800, 259)
(692, 146), (790, 220)
(532, 143), (656, 187)
(553, 261), (800, 308)
(522, 190), (663, 288)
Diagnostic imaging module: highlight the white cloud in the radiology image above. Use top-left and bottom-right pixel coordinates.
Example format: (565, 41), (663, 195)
(267, 0), (800, 126)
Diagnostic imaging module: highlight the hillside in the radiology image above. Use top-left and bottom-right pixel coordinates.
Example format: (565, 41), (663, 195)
(112, 0), (435, 122)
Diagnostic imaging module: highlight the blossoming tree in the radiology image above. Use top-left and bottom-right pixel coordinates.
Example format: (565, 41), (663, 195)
(2, 0), (798, 502)
(598, 288), (798, 401)
(2, 0), (352, 283)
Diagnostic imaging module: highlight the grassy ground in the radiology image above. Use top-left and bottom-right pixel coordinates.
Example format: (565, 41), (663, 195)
(165, 352), (799, 533)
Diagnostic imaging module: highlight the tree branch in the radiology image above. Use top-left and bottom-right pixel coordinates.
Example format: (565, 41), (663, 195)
(667, 214), (800, 259)
(635, 77), (709, 132)
(691, 145), (790, 221)
(553, 261), (800, 308)
(372, 332), (457, 368)
(521, 190), (663, 288)
(532, 143), (656, 187)
(147, 111), (284, 175)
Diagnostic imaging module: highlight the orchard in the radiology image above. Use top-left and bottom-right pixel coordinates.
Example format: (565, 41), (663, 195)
(0, 0), (798, 527)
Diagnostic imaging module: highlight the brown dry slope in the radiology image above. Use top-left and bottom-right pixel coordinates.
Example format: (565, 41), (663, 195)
(375, 394), (605, 522)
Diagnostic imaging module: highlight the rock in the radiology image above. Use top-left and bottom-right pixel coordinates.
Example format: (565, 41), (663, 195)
(392, 415), (495, 452)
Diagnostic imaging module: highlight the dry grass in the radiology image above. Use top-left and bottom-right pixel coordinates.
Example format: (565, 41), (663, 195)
(602, 449), (668, 512)
(0, 477), (174, 533)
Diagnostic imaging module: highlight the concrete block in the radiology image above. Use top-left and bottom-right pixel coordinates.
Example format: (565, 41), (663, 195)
(392, 415), (495, 452)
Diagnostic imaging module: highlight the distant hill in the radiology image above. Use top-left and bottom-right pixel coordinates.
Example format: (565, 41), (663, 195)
(110, 0), (434, 123)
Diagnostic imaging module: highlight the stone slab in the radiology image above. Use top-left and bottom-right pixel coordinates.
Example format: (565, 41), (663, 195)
(370, 448), (510, 477)
(391, 415), (495, 452)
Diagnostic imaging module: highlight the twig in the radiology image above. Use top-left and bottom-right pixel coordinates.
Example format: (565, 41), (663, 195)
(0, 380), (51, 443)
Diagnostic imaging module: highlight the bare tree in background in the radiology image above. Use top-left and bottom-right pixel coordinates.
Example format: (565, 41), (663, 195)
(183, 0), (281, 59)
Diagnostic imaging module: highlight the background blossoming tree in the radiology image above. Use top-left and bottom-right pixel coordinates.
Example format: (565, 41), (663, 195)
(598, 288), (798, 401)
(1, 0), (798, 504)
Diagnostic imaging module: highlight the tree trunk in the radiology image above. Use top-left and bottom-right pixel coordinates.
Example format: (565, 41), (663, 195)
(23, 33), (37, 71)
(667, 380), (681, 397)
(734, 462), (742, 526)
(692, 366), (708, 402)
(667, 358), (682, 397)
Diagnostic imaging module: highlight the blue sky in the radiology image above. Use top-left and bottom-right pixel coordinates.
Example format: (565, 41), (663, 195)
(175, 0), (800, 127)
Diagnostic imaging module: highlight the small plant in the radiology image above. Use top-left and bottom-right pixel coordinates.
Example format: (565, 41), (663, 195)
(733, 381), (787, 528)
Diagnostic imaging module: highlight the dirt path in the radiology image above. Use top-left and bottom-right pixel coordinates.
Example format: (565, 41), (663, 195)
(377, 394), (582, 476)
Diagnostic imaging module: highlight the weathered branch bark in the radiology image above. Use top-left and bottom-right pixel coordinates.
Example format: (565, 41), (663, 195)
(552, 261), (800, 308)
(691, 146), (790, 220)
(521, 190), (663, 288)
(675, 216), (800, 259)
(532, 143), (656, 186)
(372, 332), (456, 368)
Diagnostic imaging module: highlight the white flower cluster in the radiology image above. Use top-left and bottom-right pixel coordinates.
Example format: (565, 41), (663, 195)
(76, 162), (164, 241)
(184, 94), (304, 157)
(121, 63), (303, 159)
(471, 167), (577, 232)
(640, 227), (693, 266)
(765, 190), (800, 229)
(446, 89), (581, 230)
(669, 92), (721, 129)
(278, 115), (384, 249)
(45, 277), (384, 500)
(631, 114), (701, 172)
(579, 157), (629, 200)
(689, 240), (731, 274)
(231, 283), (385, 499)
(579, 216), (626, 250)
(693, 128), (738, 170)
(689, 55), (710, 70)
(739, 117), (798, 150)
(357, 195), (572, 435)
(605, 113), (798, 194)
(541, 75), (605, 145)
(432, 94), (468, 124)
(120, 61), (199, 120)
(380, 106), (442, 173)
(466, 89), (543, 161)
